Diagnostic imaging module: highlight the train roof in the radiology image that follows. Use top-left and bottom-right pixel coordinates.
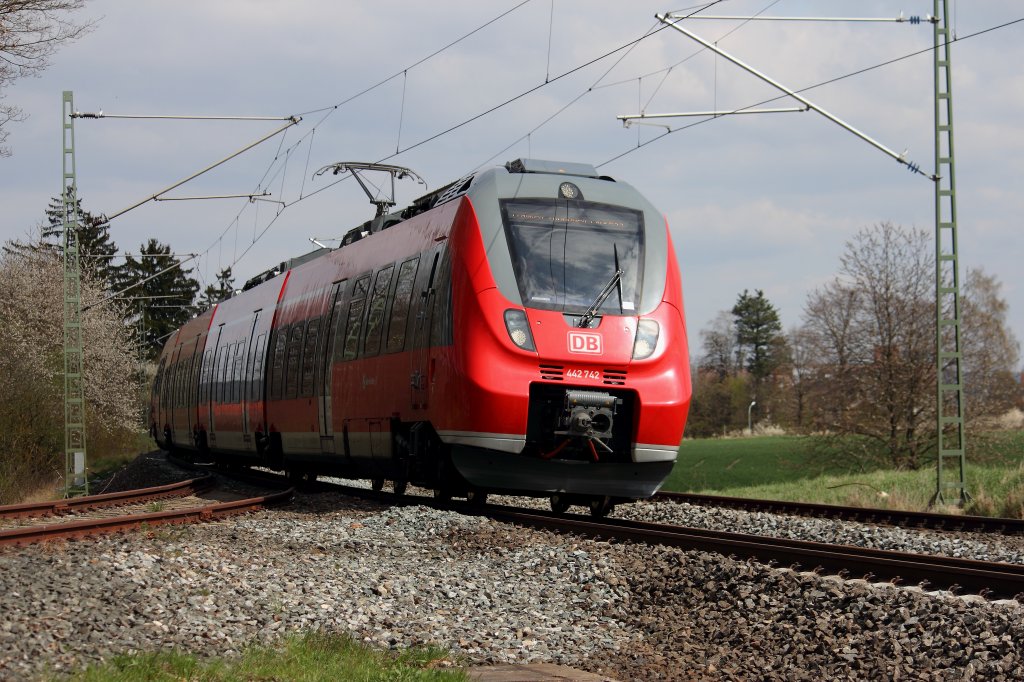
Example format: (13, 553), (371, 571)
(241, 158), (613, 293)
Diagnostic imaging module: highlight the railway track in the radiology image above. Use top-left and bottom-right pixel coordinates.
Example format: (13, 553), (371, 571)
(653, 491), (1024, 535)
(0, 476), (294, 547)
(312, 482), (1024, 601)
(159, 457), (1024, 601)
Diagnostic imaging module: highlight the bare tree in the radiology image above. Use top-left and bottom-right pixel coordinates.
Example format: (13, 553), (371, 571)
(801, 223), (936, 469)
(698, 311), (738, 379)
(0, 0), (93, 156)
(961, 268), (1022, 423)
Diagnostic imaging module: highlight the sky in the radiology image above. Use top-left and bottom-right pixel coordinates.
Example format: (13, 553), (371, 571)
(2, 1), (1022, 363)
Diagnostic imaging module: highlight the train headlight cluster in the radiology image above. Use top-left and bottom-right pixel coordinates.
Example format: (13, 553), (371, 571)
(558, 182), (581, 200)
(632, 319), (659, 359)
(504, 309), (536, 351)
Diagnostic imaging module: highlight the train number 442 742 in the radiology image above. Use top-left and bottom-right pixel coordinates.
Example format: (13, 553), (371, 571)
(565, 368), (601, 380)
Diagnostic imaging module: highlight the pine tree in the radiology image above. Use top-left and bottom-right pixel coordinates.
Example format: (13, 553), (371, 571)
(118, 238), (200, 358)
(731, 289), (786, 383)
(198, 267), (235, 309)
(42, 193), (120, 290)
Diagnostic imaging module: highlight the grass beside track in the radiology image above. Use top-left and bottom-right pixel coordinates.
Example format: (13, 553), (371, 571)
(666, 433), (1024, 518)
(58, 632), (466, 681)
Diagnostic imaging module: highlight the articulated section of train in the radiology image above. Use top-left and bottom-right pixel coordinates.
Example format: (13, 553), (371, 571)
(151, 159), (691, 514)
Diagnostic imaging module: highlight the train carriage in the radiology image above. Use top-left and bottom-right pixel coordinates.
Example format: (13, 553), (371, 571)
(151, 159), (691, 514)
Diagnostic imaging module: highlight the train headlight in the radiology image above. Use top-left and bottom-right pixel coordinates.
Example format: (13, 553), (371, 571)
(632, 319), (659, 359)
(559, 182), (582, 200)
(504, 309), (536, 351)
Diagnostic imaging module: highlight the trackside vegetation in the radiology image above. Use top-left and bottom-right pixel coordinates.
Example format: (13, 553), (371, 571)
(665, 433), (1024, 519)
(57, 632), (466, 682)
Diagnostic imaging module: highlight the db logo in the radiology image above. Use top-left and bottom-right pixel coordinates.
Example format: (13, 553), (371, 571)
(568, 331), (603, 355)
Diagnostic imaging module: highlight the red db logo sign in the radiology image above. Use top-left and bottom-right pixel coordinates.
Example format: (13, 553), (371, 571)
(568, 331), (603, 355)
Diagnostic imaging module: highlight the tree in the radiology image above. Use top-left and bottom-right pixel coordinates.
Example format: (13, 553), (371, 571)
(698, 311), (738, 379)
(42, 194), (120, 289)
(801, 223), (935, 469)
(118, 238), (199, 358)
(731, 289), (786, 383)
(198, 267), (235, 309)
(1, 1), (94, 156)
(0, 231), (138, 503)
(961, 268), (1022, 422)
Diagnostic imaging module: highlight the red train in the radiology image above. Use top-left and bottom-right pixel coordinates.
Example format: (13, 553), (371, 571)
(150, 159), (691, 515)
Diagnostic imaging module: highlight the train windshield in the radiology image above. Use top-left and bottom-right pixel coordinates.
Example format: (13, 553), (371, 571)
(501, 200), (645, 315)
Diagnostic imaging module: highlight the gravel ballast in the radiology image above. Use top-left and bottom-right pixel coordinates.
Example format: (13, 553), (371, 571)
(2, 456), (1022, 680)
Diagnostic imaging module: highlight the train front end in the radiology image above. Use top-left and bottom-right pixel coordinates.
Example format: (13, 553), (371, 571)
(442, 159), (691, 507)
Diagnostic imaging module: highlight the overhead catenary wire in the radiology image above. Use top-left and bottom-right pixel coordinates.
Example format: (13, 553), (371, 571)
(217, 1), (730, 275)
(114, 3), (1020, 314)
(598, 14), (1024, 168)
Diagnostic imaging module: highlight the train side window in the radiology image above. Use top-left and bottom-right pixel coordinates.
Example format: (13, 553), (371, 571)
(231, 343), (245, 403)
(431, 247), (454, 347)
(175, 361), (184, 408)
(300, 318), (321, 397)
(199, 350), (214, 405)
(363, 265), (395, 356)
(170, 360), (179, 406)
(189, 345), (202, 409)
(250, 333), (267, 402)
(343, 276), (370, 360)
(217, 346), (231, 404)
(285, 325), (304, 399)
(327, 283), (349, 365)
(160, 360), (170, 406)
(154, 358), (166, 403)
(269, 327), (288, 400)
(386, 257), (419, 353)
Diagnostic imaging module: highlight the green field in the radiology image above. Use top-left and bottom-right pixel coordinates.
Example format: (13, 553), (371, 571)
(664, 434), (1024, 517)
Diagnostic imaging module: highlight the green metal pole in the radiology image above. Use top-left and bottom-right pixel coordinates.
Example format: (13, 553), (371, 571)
(931, 1), (968, 505)
(62, 91), (88, 497)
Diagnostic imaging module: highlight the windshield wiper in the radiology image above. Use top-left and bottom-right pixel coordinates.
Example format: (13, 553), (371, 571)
(577, 269), (623, 328)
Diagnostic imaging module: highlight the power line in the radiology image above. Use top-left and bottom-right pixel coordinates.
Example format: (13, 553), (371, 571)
(206, 2), (728, 277)
(598, 14), (1024, 167)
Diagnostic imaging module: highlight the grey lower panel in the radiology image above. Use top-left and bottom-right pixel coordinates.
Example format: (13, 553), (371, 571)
(633, 443), (679, 463)
(450, 447), (674, 499)
(438, 430), (526, 454)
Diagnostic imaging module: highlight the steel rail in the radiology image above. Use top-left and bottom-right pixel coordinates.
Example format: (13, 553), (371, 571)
(0, 476), (215, 520)
(0, 486), (293, 547)
(477, 504), (1024, 601)
(315, 483), (1024, 600)
(163, 464), (1024, 600)
(653, 491), (1024, 535)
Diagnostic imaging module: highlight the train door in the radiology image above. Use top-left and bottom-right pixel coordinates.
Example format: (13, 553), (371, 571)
(241, 310), (262, 450)
(411, 249), (440, 409)
(319, 281), (346, 452)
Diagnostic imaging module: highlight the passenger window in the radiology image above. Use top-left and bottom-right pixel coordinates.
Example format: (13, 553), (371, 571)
(343, 276), (370, 360)
(300, 318), (321, 397)
(285, 325), (304, 398)
(199, 350), (214, 404)
(154, 358), (166, 402)
(170, 361), (178, 406)
(189, 347), (202, 407)
(218, 346), (232, 403)
(231, 343), (245, 403)
(386, 258), (419, 353)
(270, 327), (288, 400)
(250, 334), (267, 402)
(364, 265), (395, 356)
